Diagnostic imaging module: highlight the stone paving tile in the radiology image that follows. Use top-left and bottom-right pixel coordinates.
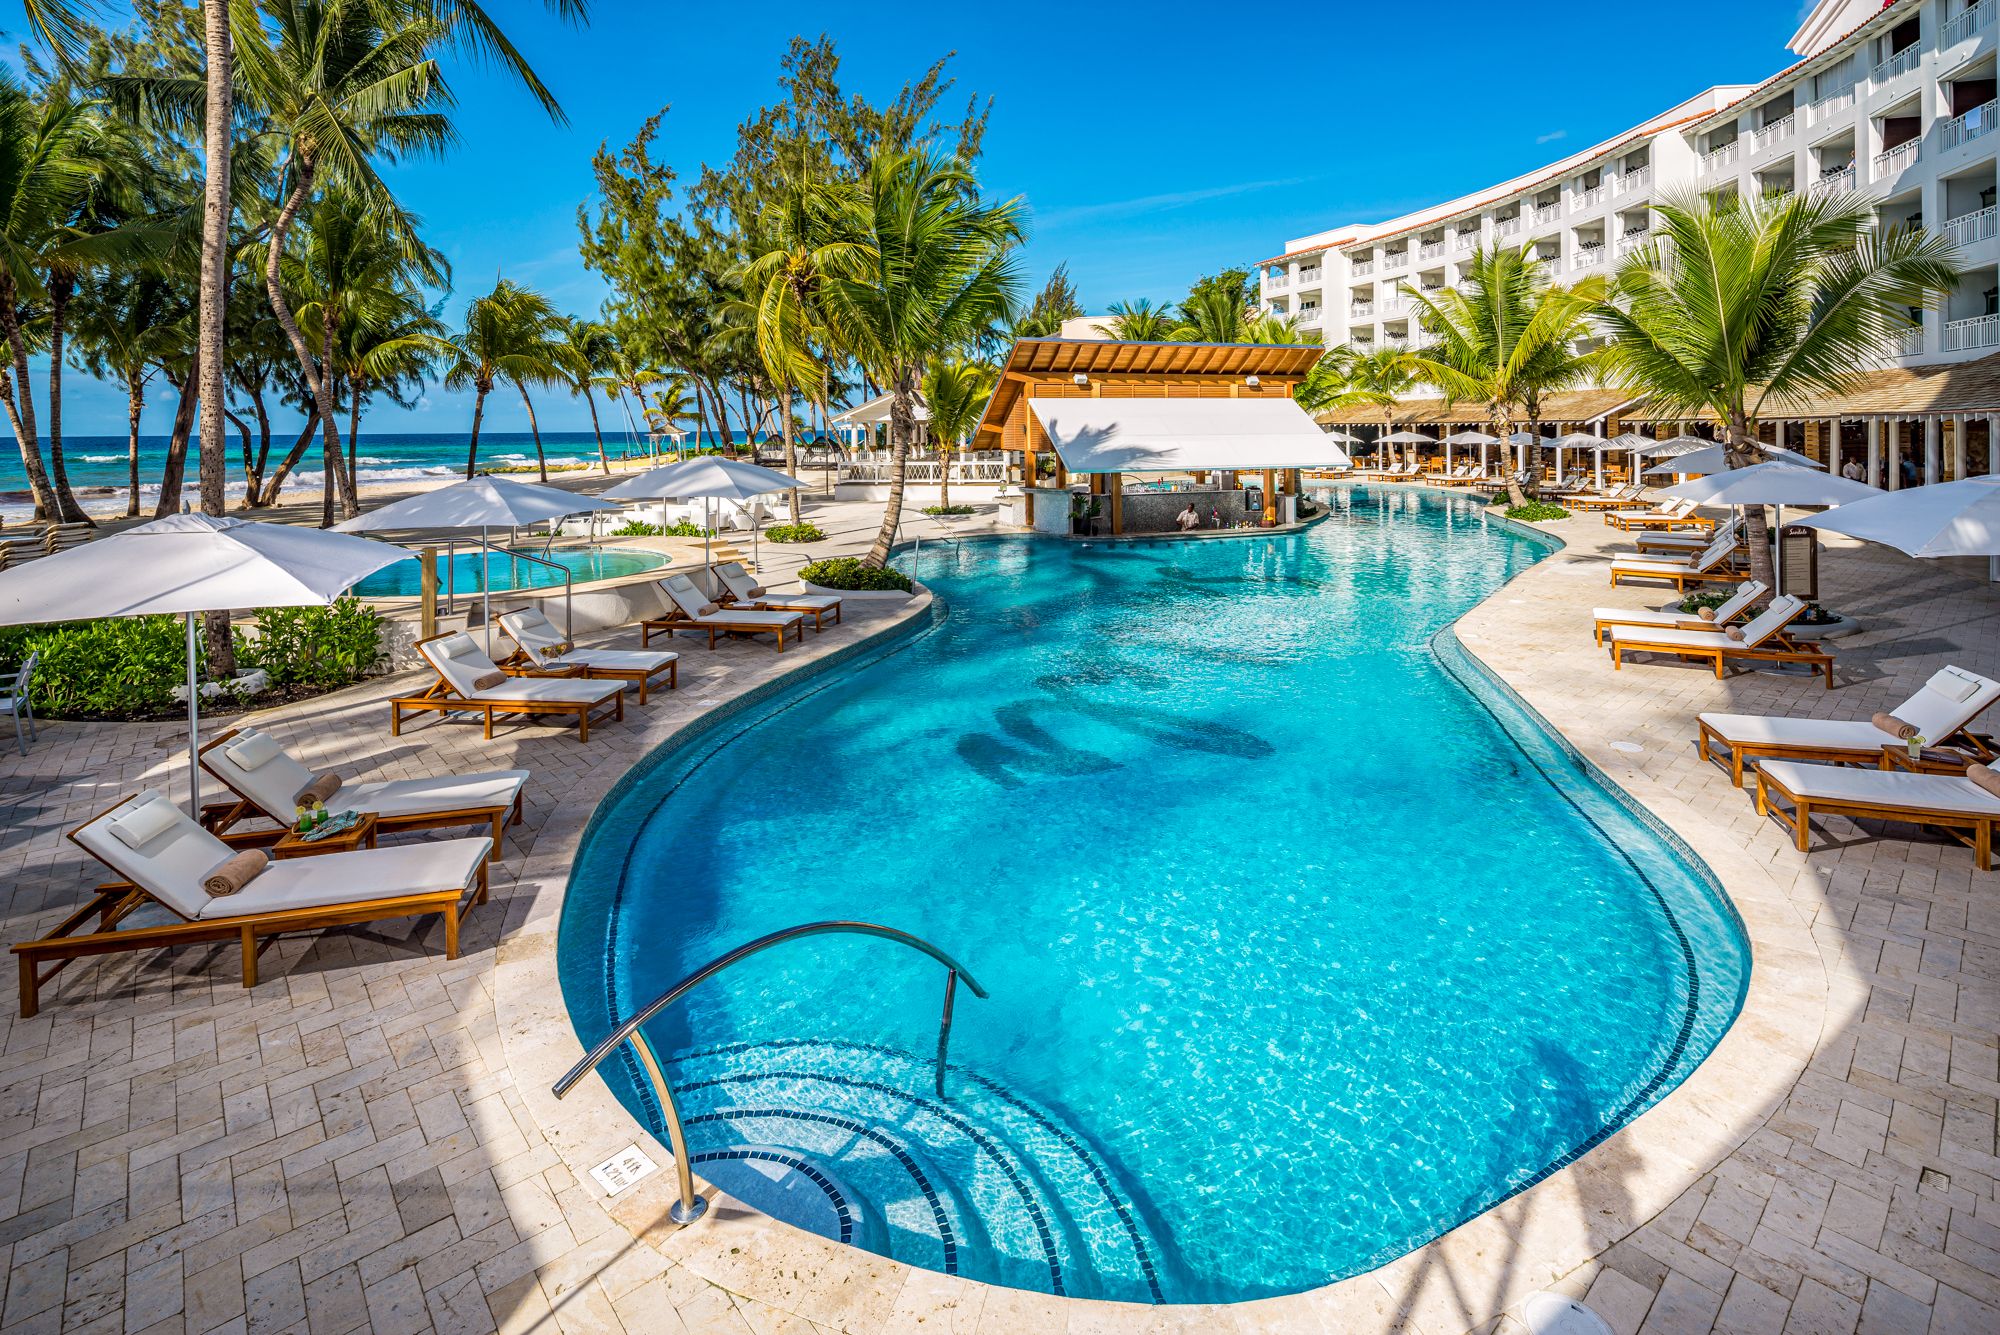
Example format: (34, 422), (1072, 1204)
(0, 496), (1996, 1332)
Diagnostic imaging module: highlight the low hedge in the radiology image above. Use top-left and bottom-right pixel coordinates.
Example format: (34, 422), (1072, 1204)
(921, 504), (976, 516)
(800, 557), (914, 592)
(1504, 501), (1571, 522)
(765, 521), (826, 543)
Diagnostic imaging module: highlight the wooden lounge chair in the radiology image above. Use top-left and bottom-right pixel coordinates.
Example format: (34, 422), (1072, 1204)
(713, 562), (843, 631)
(1605, 595), (1833, 686)
(1631, 516), (1742, 556)
(14, 789), (491, 1016)
(1590, 580), (1768, 645)
(1605, 497), (1706, 531)
(642, 574), (805, 651)
(1422, 464), (1478, 488)
(1696, 665), (2000, 784)
(198, 726), (527, 854)
(1754, 760), (2000, 869)
(391, 633), (625, 740)
(1607, 532), (1747, 590)
(498, 607), (679, 703)
(1566, 484), (1647, 511)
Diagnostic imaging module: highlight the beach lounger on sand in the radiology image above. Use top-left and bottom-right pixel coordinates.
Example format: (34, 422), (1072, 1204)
(499, 607), (679, 703)
(13, 789), (491, 1015)
(1590, 580), (1768, 645)
(713, 562), (843, 630)
(1607, 532), (1747, 590)
(1755, 759), (2000, 869)
(642, 574), (805, 651)
(198, 725), (526, 853)
(1605, 595), (1832, 686)
(1696, 665), (2000, 784)
(391, 633), (625, 740)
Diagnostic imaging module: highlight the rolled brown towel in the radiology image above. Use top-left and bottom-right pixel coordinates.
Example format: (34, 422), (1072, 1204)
(697, 601), (720, 616)
(294, 772), (342, 807)
(1871, 711), (1920, 740)
(203, 849), (268, 897)
(1966, 765), (2000, 798)
(472, 670), (507, 690)
(1724, 626), (1745, 641)
(1697, 606), (1718, 621)
(747, 583), (767, 597)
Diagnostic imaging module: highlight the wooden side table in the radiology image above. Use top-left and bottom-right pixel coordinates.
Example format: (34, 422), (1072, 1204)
(1880, 744), (1977, 776)
(272, 811), (378, 859)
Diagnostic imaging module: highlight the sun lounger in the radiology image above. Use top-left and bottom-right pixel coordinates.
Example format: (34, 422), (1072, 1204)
(1605, 497), (1706, 531)
(1422, 464), (1479, 488)
(197, 726), (526, 854)
(1754, 760), (2000, 869)
(713, 562), (843, 631)
(13, 789), (492, 1015)
(1567, 484), (1647, 511)
(1605, 595), (1832, 686)
(1608, 532), (1747, 590)
(1632, 516), (1742, 556)
(1360, 462), (1418, 480)
(642, 574), (806, 651)
(1591, 580), (1768, 645)
(498, 607), (679, 703)
(1696, 665), (2000, 784)
(391, 632), (626, 740)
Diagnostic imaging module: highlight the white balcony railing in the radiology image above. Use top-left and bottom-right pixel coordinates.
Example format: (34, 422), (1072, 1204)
(1417, 240), (1445, 261)
(1534, 251), (1562, 268)
(1456, 231), (1478, 251)
(1379, 295), (1407, 314)
(1811, 85), (1856, 120)
(1751, 113), (1797, 154)
(840, 453), (1008, 485)
(1295, 309), (1323, 328)
(1380, 335), (1411, 350)
(1894, 325), (1926, 356)
(1617, 166), (1651, 194)
(1945, 313), (2000, 351)
(1350, 259), (1375, 277)
(1810, 164), (1857, 196)
(1382, 252), (1409, 271)
(1572, 244), (1605, 270)
(1495, 216), (1522, 237)
(1944, 0), (1992, 48)
(1872, 44), (1921, 84)
(1297, 269), (1320, 286)
(1875, 138), (1922, 177)
(1703, 141), (1739, 173)
(1266, 273), (1288, 290)
(1946, 205), (1999, 247)
(1348, 301), (1374, 317)
(1943, 98), (1999, 150)
(1572, 184), (1606, 210)
(1532, 203), (1561, 226)
(1618, 230), (1651, 255)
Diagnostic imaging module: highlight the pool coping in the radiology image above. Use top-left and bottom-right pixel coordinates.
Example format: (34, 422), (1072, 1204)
(489, 512), (1829, 1332)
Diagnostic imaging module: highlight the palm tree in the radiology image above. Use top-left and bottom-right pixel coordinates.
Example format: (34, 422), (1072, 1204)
(1598, 191), (1960, 591)
(558, 318), (618, 474)
(1403, 247), (1604, 505)
(1242, 311), (1313, 345)
(643, 380), (696, 454)
(1104, 297), (1173, 341)
(1296, 344), (1419, 468)
(70, 268), (178, 516)
(439, 278), (563, 479)
(921, 358), (996, 510)
(819, 149), (1024, 566)
(1170, 286), (1251, 343)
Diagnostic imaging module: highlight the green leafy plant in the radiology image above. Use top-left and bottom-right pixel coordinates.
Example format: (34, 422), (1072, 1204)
(609, 520), (663, 536)
(1677, 589), (1733, 614)
(801, 557), (914, 592)
(662, 519), (713, 538)
(765, 521), (826, 543)
(1503, 501), (1571, 522)
(241, 599), (386, 691)
(18, 616), (192, 718)
(921, 504), (975, 516)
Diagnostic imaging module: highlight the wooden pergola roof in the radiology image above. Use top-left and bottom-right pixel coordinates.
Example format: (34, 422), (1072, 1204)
(976, 339), (1325, 441)
(1317, 387), (1645, 428)
(1623, 351), (2000, 422)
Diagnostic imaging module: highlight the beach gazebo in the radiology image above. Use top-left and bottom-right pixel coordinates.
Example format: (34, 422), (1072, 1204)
(973, 340), (1340, 535)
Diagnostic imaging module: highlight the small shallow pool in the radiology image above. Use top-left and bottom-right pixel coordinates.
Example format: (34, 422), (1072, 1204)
(350, 545), (665, 597)
(560, 487), (1749, 1304)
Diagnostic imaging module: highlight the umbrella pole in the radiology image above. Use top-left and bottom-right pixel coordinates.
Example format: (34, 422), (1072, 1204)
(184, 612), (202, 817)
(481, 525), (493, 657)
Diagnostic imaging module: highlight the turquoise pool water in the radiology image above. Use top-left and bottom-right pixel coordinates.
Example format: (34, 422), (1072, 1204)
(558, 485), (1748, 1304)
(349, 545), (664, 597)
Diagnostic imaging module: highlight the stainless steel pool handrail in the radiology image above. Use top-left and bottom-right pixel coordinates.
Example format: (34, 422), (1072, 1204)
(552, 921), (987, 1226)
(486, 544), (575, 641)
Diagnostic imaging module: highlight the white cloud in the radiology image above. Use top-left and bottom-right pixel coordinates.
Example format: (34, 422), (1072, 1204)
(1034, 177), (1308, 228)
(1535, 130), (1568, 145)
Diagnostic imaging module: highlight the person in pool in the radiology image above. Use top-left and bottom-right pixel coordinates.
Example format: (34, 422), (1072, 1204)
(1176, 502), (1200, 532)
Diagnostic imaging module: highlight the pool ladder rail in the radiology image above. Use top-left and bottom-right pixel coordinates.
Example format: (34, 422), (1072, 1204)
(552, 920), (987, 1225)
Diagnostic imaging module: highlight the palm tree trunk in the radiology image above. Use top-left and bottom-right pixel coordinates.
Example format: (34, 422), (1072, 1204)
(865, 367), (918, 567)
(346, 379), (361, 497)
(0, 294), (56, 520)
(245, 384), (272, 504)
(265, 162), (355, 523)
(585, 389), (609, 474)
(517, 381), (547, 483)
(465, 384), (488, 478)
(1498, 411), (1528, 508)
(196, 0), (232, 530)
(43, 279), (89, 523)
(126, 371), (144, 517)
(1727, 409), (1776, 596)
(780, 375), (798, 522)
(156, 349), (201, 517)
(256, 409), (320, 506)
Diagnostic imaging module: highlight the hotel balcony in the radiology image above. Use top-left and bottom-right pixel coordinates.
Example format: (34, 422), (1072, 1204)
(1944, 0), (1993, 48)
(1703, 141), (1739, 174)
(1295, 309), (1323, 328)
(1572, 184), (1605, 210)
(1455, 232), (1478, 251)
(1417, 240), (1445, 261)
(1615, 166), (1651, 194)
(1383, 252), (1410, 271)
(1532, 203), (1561, 226)
(1297, 268), (1320, 286)
(1809, 85), (1857, 122)
(1617, 229), (1651, 255)
(1946, 204), (1999, 247)
(1349, 301), (1375, 318)
(1942, 99), (1999, 152)
(1351, 259), (1376, 277)
(1809, 164), (1857, 196)
(1380, 334), (1411, 350)
(1266, 273), (1289, 290)
(1894, 325), (1926, 356)
(1379, 295), (1408, 315)
(1874, 138), (1922, 178)
(1750, 114), (1796, 156)
(1945, 312), (2000, 351)
(1495, 216), (1522, 237)
(1571, 244), (1606, 271)
(1872, 44), (1921, 85)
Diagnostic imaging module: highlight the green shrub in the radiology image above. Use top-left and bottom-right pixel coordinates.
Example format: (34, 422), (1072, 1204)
(800, 557), (914, 592)
(765, 521), (826, 543)
(1504, 501), (1571, 522)
(242, 598), (385, 690)
(25, 615), (191, 717)
(1677, 589), (1734, 614)
(662, 519), (713, 538)
(921, 504), (976, 516)
(609, 520), (662, 537)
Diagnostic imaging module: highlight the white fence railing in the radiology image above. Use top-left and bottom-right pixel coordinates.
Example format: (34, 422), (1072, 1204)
(1945, 313), (2000, 351)
(1944, 0), (1991, 48)
(1572, 185), (1605, 210)
(1810, 165), (1856, 196)
(1872, 44), (1921, 84)
(1495, 216), (1522, 237)
(1532, 203), (1561, 226)
(1265, 273), (1288, 290)
(1349, 301), (1375, 317)
(1571, 245), (1605, 270)
(1875, 138), (1922, 178)
(1810, 85), (1856, 120)
(1417, 240), (1445, 260)
(1704, 141), (1739, 173)
(1942, 98), (1998, 150)
(1456, 231), (1479, 250)
(1295, 309), (1323, 327)
(1349, 259), (1375, 276)
(1751, 113), (1796, 154)
(1297, 269), (1320, 285)
(1618, 230), (1651, 255)
(1382, 252), (1410, 270)
(1617, 166), (1651, 193)
(1946, 205), (1999, 247)
(1894, 325), (1926, 357)
(839, 454), (1009, 485)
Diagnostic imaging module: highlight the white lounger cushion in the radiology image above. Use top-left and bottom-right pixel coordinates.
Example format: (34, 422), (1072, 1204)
(73, 789), (490, 921)
(716, 563), (840, 611)
(1593, 581), (1767, 632)
(500, 610), (678, 673)
(1759, 760), (2000, 818)
(660, 575), (802, 628)
(1701, 665), (2000, 751)
(421, 633), (623, 704)
(1610, 597), (1802, 651)
(206, 728), (528, 823)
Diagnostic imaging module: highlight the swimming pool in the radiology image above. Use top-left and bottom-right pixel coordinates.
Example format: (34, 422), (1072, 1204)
(559, 486), (1748, 1304)
(348, 545), (665, 597)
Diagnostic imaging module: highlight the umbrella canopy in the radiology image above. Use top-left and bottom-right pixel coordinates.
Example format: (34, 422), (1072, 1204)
(602, 456), (805, 504)
(1794, 475), (2000, 556)
(0, 515), (412, 812)
(1638, 435), (1714, 458)
(1321, 429), (1363, 444)
(1656, 462), (1878, 507)
(1441, 430), (1503, 445)
(1550, 433), (1603, 449)
(332, 475), (618, 533)
(1378, 430), (1436, 444)
(1644, 442), (1822, 475)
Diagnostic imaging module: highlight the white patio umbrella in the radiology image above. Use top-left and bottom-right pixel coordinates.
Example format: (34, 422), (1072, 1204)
(1638, 435), (1714, 458)
(1443, 430), (1503, 475)
(1378, 429), (1434, 469)
(1642, 441), (1822, 476)
(1794, 474), (2000, 580)
(1546, 433), (1603, 487)
(1657, 462), (1881, 594)
(603, 456), (805, 576)
(1321, 428), (1363, 444)
(334, 475), (619, 652)
(0, 515), (413, 813)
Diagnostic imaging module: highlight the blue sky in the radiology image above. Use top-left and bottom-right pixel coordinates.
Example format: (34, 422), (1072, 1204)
(5, 0), (1813, 436)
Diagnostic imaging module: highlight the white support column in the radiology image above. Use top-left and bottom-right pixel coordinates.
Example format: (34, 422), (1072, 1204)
(1867, 418), (1882, 488)
(1888, 419), (1902, 490)
(1925, 416), (1942, 485)
(1827, 420), (1842, 477)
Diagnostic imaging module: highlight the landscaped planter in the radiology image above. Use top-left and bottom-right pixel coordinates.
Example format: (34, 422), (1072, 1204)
(802, 581), (913, 601)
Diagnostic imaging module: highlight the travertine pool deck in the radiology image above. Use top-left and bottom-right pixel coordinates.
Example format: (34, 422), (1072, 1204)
(0, 493), (1994, 1333)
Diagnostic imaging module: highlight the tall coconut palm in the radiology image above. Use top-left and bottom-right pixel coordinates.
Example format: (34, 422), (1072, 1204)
(1597, 191), (1960, 592)
(819, 149), (1024, 566)
(1104, 297), (1173, 341)
(643, 380), (696, 455)
(1402, 247), (1604, 505)
(557, 318), (617, 474)
(1170, 286), (1251, 343)
(71, 268), (179, 516)
(1296, 344), (1419, 467)
(921, 357), (996, 511)
(439, 278), (563, 479)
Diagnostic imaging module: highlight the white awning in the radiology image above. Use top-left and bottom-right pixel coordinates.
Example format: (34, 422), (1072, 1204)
(1027, 397), (1352, 473)
(830, 392), (929, 426)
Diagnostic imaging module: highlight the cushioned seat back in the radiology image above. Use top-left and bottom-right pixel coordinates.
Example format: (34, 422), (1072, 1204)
(1737, 595), (1805, 647)
(715, 563), (758, 600)
(420, 633), (501, 697)
(203, 729), (315, 819)
(1693, 532), (1739, 570)
(499, 609), (565, 665)
(1709, 580), (1769, 625)
(660, 575), (712, 620)
(1895, 666), (2000, 742)
(71, 790), (227, 919)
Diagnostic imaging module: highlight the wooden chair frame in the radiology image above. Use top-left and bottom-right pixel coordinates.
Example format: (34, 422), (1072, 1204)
(1755, 766), (1996, 870)
(1609, 630), (1833, 687)
(1606, 507), (1713, 532)
(719, 593), (842, 632)
(1695, 720), (1996, 786)
(1608, 558), (1748, 591)
(497, 647), (679, 705)
(640, 608), (803, 652)
(389, 633), (625, 740)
